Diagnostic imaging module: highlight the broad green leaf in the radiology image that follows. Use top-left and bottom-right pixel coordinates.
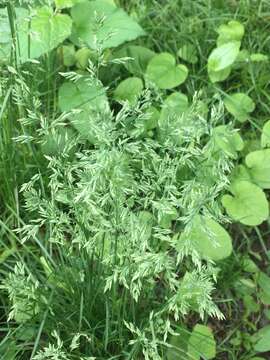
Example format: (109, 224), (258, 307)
(59, 78), (108, 113)
(0, 6), (72, 63)
(217, 21), (245, 46)
(167, 328), (192, 360)
(18, 6), (72, 63)
(114, 77), (143, 104)
(261, 120), (270, 148)
(222, 181), (269, 226)
(75, 48), (94, 69)
(144, 106), (159, 130)
(253, 326), (270, 352)
(208, 41), (240, 72)
(188, 324), (216, 360)
(146, 53), (188, 89)
(154, 201), (178, 229)
(179, 215), (232, 261)
(158, 92), (189, 145)
(258, 272), (270, 305)
(58, 77), (110, 143)
(236, 49), (250, 62)
(224, 93), (255, 122)
(0, 340), (17, 360)
(231, 165), (251, 184)
(60, 45), (76, 67)
(55, 0), (83, 8)
(212, 125), (244, 159)
(116, 45), (155, 75)
(250, 53), (268, 62)
(0, 8), (12, 62)
(177, 43), (198, 64)
(70, 1), (145, 50)
(159, 92), (188, 124)
(208, 66), (231, 83)
(245, 149), (270, 189)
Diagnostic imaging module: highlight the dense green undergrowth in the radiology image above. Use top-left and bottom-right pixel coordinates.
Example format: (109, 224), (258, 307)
(1, 0), (270, 359)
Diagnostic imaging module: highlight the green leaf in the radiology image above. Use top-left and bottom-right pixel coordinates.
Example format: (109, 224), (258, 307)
(114, 77), (143, 104)
(253, 326), (270, 352)
(75, 47), (94, 69)
(19, 6), (72, 63)
(0, 6), (72, 63)
(70, 0), (145, 50)
(231, 165), (251, 183)
(116, 45), (155, 75)
(245, 149), (270, 189)
(250, 53), (268, 62)
(179, 215), (232, 261)
(217, 21), (245, 46)
(208, 41), (240, 72)
(212, 125), (244, 159)
(158, 92), (189, 145)
(154, 200), (178, 229)
(222, 181), (269, 226)
(208, 66), (231, 83)
(188, 324), (216, 360)
(55, 0), (83, 8)
(261, 120), (270, 148)
(0, 8), (12, 62)
(167, 328), (191, 360)
(144, 106), (159, 130)
(224, 93), (255, 122)
(60, 44), (76, 67)
(258, 272), (270, 305)
(58, 77), (110, 143)
(177, 43), (198, 64)
(146, 53), (188, 89)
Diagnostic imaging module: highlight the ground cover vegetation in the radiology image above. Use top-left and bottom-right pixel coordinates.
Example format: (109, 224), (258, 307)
(0, 0), (270, 359)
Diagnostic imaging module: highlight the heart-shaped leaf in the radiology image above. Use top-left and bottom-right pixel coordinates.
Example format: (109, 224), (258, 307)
(188, 324), (216, 360)
(1, 7), (72, 63)
(18, 6), (72, 63)
(55, 0), (83, 8)
(245, 149), (270, 189)
(217, 21), (245, 46)
(222, 181), (269, 226)
(178, 215), (232, 261)
(212, 125), (244, 159)
(177, 43), (198, 64)
(58, 77), (110, 143)
(116, 45), (155, 76)
(261, 120), (270, 148)
(158, 92), (189, 145)
(70, 0), (145, 50)
(146, 53), (188, 89)
(0, 8), (13, 63)
(114, 77), (144, 104)
(258, 272), (270, 305)
(252, 326), (270, 352)
(208, 66), (231, 83)
(60, 44), (76, 67)
(224, 93), (255, 122)
(167, 328), (191, 360)
(208, 41), (240, 72)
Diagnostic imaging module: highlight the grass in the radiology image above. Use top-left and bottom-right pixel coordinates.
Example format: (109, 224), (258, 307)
(1, 0), (270, 359)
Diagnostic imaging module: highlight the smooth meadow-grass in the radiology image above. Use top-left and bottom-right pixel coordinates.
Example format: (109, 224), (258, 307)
(1, 0), (270, 359)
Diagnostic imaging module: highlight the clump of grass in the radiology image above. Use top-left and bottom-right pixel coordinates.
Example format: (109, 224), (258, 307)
(1, 1), (270, 359)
